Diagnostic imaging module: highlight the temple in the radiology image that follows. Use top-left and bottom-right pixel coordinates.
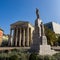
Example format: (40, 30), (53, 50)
(8, 21), (34, 47)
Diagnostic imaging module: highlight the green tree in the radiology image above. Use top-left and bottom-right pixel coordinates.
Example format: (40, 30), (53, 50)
(57, 36), (60, 46)
(44, 26), (57, 46)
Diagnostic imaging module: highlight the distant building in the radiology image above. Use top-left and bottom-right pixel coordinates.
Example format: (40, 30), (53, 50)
(45, 22), (60, 34)
(1, 34), (9, 47)
(2, 34), (9, 41)
(0, 28), (3, 46)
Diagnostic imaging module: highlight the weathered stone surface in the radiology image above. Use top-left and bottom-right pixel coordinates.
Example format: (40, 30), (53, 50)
(39, 45), (56, 55)
(42, 36), (47, 45)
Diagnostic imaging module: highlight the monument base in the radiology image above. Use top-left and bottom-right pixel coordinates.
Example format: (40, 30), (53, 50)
(39, 45), (57, 55)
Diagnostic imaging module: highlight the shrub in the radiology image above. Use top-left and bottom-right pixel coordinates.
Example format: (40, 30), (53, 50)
(11, 49), (18, 52)
(10, 54), (19, 60)
(44, 55), (51, 60)
(21, 53), (29, 60)
(53, 53), (60, 60)
(44, 55), (57, 60)
(50, 56), (57, 60)
(29, 53), (39, 60)
(38, 55), (43, 60)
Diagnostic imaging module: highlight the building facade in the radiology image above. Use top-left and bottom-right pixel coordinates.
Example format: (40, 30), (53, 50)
(45, 22), (60, 34)
(0, 28), (3, 46)
(8, 21), (34, 47)
(2, 34), (9, 41)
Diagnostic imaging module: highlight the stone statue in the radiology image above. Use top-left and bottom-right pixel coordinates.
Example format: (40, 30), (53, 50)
(41, 22), (45, 36)
(36, 8), (40, 19)
(30, 8), (57, 55)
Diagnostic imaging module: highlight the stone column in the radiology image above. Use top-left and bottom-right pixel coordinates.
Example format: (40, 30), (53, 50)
(8, 29), (12, 46)
(13, 29), (16, 46)
(15, 28), (18, 46)
(22, 28), (25, 46)
(19, 28), (21, 46)
(26, 27), (29, 46)
(29, 28), (32, 46)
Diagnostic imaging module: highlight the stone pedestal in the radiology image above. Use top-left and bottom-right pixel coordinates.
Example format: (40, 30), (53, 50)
(39, 45), (57, 55)
(42, 36), (47, 45)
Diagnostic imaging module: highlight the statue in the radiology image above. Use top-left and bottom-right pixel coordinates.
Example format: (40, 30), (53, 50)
(36, 8), (40, 19)
(30, 8), (57, 55)
(41, 22), (45, 36)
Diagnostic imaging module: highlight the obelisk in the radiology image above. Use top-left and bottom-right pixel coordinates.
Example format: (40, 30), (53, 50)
(30, 8), (57, 55)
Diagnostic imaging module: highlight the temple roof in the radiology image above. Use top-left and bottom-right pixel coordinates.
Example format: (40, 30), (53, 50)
(11, 21), (34, 27)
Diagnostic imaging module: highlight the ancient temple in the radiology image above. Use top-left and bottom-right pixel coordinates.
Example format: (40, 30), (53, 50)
(8, 21), (34, 47)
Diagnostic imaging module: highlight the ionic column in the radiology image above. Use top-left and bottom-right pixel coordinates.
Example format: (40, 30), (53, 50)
(19, 28), (21, 47)
(26, 27), (29, 46)
(15, 28), (18, 46)
(22, 28), (25, 46)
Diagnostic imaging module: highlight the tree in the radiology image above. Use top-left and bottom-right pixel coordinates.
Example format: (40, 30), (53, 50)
(1, 40), (8, 47)
(44, 26), (57, 46)
(57, 36), (60, 46)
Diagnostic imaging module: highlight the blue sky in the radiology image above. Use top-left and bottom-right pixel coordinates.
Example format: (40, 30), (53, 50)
(0, 0), (60, 34)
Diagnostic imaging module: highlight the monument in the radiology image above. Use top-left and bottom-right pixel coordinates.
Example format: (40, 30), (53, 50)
(30, 8), (57, 55)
